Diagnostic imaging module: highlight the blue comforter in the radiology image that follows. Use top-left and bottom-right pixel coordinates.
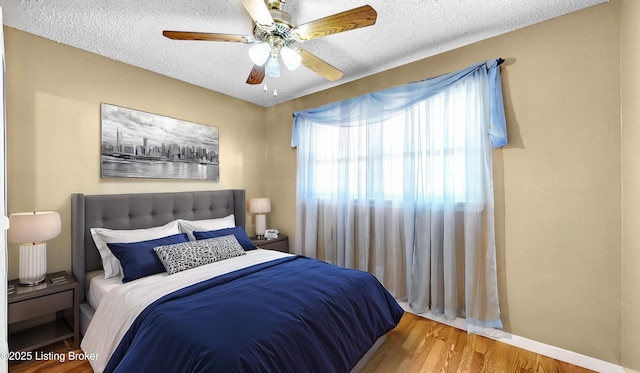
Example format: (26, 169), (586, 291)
(105, 256), (404, 373)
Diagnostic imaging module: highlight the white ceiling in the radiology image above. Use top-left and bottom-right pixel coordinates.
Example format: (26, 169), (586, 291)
(1, 0), (606, 107)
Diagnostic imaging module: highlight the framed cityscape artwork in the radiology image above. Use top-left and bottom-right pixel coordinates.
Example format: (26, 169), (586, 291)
(100, 103), (219, 180)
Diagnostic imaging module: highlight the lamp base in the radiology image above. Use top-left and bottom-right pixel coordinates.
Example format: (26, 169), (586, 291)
(19, 278), (46, 287)
(19, 243), (47, 286)
(255, 214), (267, 240)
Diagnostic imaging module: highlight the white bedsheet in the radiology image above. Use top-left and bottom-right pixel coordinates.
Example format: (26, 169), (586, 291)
(87, 272), (124, 311)
(81, 249), (292, 373)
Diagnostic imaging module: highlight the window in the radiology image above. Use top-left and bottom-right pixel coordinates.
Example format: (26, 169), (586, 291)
(308, 85), (479, 205)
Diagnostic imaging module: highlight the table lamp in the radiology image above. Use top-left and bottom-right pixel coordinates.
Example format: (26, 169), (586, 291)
(249, 198), (271, 239)
(8, 211), (61, 286)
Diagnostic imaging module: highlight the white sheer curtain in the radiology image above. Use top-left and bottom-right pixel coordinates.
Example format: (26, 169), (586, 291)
(292, 60), (506, 330)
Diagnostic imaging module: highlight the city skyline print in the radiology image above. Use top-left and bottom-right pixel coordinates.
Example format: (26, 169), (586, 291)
(100, 103), (220, 180)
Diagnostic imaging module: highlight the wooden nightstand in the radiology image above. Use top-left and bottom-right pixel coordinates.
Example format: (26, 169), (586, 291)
(8, 271), (80, 352)
(252, 234), (289, 253)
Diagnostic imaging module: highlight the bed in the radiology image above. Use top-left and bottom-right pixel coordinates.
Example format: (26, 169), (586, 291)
(71, 189), (404, 373)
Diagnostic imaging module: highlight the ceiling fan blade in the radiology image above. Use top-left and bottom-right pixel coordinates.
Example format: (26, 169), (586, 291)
(295, 5), (377, 41)
(163, 31), (254, 43)
(246, 64), (266, 85)
(295, 48), (343, 81)
(242, 0), (274, 28)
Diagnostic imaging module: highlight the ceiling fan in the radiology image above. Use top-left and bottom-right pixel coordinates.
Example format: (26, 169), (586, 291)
(163, 0), (377, 85)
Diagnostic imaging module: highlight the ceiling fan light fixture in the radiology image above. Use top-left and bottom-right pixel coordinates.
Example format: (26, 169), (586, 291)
(280, 46), (301, 70)
(266, 55), (281, 78)
(165, 2), (377, 86)
(248, 43), (271, 66)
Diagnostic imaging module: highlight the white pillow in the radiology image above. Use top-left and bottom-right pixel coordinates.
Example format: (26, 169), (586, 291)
(177, 214), (236, 241)
(90, 220), (181, 279)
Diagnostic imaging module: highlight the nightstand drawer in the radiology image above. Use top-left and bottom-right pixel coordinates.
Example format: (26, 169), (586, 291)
(260, 239), (289, 252)
(251, 234), (289, 253)
(8, 290), (73, 324)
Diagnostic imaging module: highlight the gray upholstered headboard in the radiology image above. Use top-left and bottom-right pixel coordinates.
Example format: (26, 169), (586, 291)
(71, 189), (246, 304)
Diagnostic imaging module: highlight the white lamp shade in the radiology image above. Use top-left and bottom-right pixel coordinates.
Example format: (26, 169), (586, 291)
(281, 46), (302, 70)
(249, 198), (271, 214)
(248, 43), (271, 66)
(8, 211), (61, 244)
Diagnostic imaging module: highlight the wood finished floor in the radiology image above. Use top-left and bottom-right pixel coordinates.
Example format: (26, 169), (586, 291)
(361, 313), (594, 373)
(9, 312), (594, 373)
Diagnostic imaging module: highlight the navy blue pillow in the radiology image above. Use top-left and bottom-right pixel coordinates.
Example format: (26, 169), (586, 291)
(107, 233), (189, 283)
(193, 227), (257, 251)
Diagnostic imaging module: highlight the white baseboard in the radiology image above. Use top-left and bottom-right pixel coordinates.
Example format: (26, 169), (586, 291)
(398, 302), (625, 373)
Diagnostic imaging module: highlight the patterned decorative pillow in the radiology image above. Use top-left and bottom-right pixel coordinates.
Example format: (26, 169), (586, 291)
(154, 234), (246, 275)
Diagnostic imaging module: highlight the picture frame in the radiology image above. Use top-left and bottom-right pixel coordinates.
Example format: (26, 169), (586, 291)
(100, 103), (219, 180)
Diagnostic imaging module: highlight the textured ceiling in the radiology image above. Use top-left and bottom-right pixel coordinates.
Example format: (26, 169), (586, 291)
(1, 0), (606, 107)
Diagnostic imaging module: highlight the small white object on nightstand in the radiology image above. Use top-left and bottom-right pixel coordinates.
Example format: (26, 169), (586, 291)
(264, 229), (279, 239)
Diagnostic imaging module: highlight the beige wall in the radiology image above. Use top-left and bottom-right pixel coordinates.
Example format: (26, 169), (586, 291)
(5, 27), (268, 280)
(268, 0), (624, 366)
(621, 0), (640, 369)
